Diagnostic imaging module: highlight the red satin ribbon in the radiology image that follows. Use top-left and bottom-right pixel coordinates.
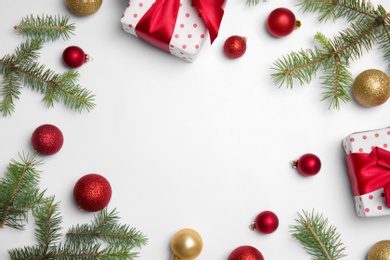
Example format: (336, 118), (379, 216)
(346, 146), (390, 206)
(135, 0), (225, 53)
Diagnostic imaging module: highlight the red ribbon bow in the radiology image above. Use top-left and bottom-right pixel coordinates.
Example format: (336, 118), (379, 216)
(346, 146), (390, 207)
(135, 0), (225, 53)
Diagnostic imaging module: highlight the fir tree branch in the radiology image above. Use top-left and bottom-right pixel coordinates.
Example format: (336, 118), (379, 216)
(271, 0), (390, 109)
(0, 39), (95, 116)
(0, 153), (44, 230)
(290, 210), (347, 260)
(14, 15), (75, 42)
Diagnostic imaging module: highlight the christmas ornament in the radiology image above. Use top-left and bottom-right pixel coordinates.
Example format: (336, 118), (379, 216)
(170, 228), (203, 260)
(291, 153), (321, 176)
(228, 245), (264, 260)
(266, 7), (300, 37)
(250, 210), (279, 234)
(223, 35), (247, 59)
(31, 124), (64, 155)
(368, 240), (390, 260)
(62, 46), (91, 68)
(66, 0), (103, 16)
(73, 173), (112, 212)
(352, 69), (390, 107)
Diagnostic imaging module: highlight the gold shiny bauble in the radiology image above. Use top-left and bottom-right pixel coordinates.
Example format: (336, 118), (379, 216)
(352, 69), (390, 107)
(66, 0), (103, 16)
(368, 240), (390, 260)
(171, 228), (203, 260)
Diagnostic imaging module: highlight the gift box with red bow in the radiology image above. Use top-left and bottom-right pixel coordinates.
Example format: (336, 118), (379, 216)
(343, 126), (390, 217)
(120, 0), (225, 62)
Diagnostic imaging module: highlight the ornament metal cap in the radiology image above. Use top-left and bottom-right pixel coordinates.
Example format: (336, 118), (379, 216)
(295, 20), (301, 29)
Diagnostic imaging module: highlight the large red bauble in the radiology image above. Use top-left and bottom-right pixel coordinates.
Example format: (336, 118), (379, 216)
(254, 210), (279, 234)
(223, 35), (247, 59)
(73, 174), (112, 212)
(296, 153), (321, 176)
(228, 245), (264, 260)
(266, 7), (296, 37)
(31, 124), (64, 155)
(62, 46), (86, 68)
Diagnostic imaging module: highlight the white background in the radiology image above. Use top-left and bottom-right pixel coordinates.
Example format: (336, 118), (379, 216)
(0, 0), (390, 259)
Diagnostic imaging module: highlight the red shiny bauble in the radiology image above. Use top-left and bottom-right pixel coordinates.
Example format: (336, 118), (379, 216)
(293, 153), (321, 176)
(62, 46), (87, 68)
(73, 174), (112, 212)
(31, 124), (64, 155)
(228, 245), (264, 260)
(223, 35), (247, 59)
(266, 7), (296, 37)
(253, 210), (279, 234)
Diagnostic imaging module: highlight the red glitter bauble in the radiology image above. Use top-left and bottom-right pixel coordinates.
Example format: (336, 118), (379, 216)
(293, 153), (321, 176)
(31, 124), (64, 155)
(253, 210), (279, 234)
(266, 7), (296, 37)
(223, 35), (247, 59)
(228, 245), (264, 260)
(62, 46), (87, 68)
(73, 174), (112, 212)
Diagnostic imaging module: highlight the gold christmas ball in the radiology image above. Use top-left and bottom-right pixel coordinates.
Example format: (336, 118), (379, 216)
(171, 228), (203, 260)
(66, 0), (103, 16)
(368, 240), (390, 260)
(352, 69), (390, 107)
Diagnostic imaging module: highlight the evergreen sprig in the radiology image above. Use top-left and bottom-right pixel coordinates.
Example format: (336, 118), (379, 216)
(271, 0), (390, 109)
(290, 210), (347, 260)
(0, 15), (95, 117)
(246, 0), (266, 6)
(8, 204), (148, 260)
(0, 153), (45, 230)
(14, 15), (75, 42)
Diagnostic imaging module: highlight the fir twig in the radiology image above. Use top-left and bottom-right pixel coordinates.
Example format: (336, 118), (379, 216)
(290, 210), (347, 260)
(271, 0), (390, 109)
(0, 153), (45, 230)
(8, 206), (148, 260)
(0, 38), (95, 116)
(14, 14), (75, 42)
(246, 0), (266, 6)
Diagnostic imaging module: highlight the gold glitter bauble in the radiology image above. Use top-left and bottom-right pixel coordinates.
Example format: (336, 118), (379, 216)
(352, 69), (390, 107)
(368, 240), (390, 260)
(66, 0), (102, 16)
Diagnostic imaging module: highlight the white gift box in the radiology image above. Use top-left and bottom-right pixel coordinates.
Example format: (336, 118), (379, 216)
(120, 0), (224, 62)
(343, 126), (390, 217)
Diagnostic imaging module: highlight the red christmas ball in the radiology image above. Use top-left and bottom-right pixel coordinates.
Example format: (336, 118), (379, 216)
(294, 153), (321, 176)
(266, 7), (297, 37)
(62, 46), (87, 68)
(253, 210), (279, 234)
(228, 245), (264, 260)
(223, 35), (247, 59)
(73, 174), (112, 212)
(31, 124), (64, 155)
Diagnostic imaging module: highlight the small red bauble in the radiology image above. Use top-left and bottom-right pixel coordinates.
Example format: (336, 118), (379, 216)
(223, 35), (247, 59)
(228, 245), (264, 260)
(266, 7), (298, 37)
(250, 210), (279, 234)
(31, 124), (64, 155)
(292, 153), (321, 176)
(62, 46), (90, 68)
(73, 174), (112, 212)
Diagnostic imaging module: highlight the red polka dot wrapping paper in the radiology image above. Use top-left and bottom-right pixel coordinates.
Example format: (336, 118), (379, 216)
(343, 126), (390, 217)
(121, 0), (222, 62)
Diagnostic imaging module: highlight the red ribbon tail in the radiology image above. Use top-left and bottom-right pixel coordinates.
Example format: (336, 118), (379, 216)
(193, 0), (225, 44)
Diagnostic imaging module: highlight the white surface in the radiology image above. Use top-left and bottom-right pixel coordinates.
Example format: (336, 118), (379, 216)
(0, 0), (390, 259)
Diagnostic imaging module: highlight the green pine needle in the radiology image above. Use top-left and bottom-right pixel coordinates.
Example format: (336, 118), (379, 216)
(290, 210), (347, 260)
(272, 0), (390, 109)
(14, 14), (75, 42)
(246, 0), (266, 6)
(0, 153), (45, 230)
